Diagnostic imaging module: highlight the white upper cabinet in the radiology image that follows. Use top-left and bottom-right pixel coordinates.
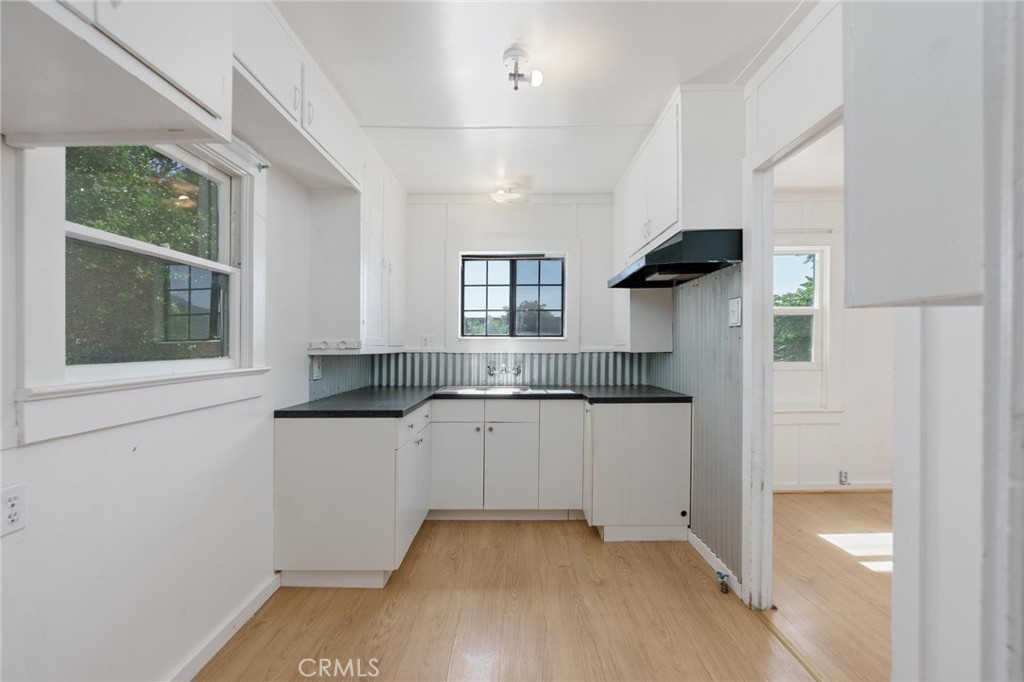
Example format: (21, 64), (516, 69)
(2, 1), (231, 145)
(362, 159), (388, 349)
(233, 1), (303, 121)
(613, 87), (743, 265)
(385, 179), (408, 348)
(844, 2), (984, 306)
(231, 0), (364, 191)
(94, 0), (232, 120)
(302, 67), (364, 188)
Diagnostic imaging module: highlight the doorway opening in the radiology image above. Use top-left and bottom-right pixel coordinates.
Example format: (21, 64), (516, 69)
(761, 124), (896, 680)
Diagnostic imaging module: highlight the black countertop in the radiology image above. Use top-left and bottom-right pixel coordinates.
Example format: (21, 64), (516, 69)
(275, 385), (692, 419)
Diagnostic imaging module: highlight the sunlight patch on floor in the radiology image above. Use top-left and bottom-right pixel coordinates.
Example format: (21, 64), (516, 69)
(818, 532), (893, 557)
(859, 560), (894, 573)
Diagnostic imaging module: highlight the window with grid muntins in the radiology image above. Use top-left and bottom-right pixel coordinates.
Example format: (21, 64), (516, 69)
(461, 256), (565, 337)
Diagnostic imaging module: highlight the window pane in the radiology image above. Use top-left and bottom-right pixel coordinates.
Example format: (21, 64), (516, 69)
(540, 259), (562, 284)
(515, 311), (540, 335)
(463, 311), (486, 336)
(66, 146), (221, 260)
(66, 240), (228, 365)
(464, 260), (487, 285)
(516, 286), (539, 310)
(539, 285), (562, 310)
(540, 310), (563, 336)
(463, 286), (486, 310)
(487, 260), (510, 285)
(487, 312), (509, 335)
(487, 286), (509, 310)
(773, 254), (815, 307)
(516, 259), (539, 284)
(774, 314), (814, 362)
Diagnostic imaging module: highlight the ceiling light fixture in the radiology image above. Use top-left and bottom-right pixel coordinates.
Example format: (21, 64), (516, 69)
(503, 45), (543, 91)
(489, 185), (529, 205)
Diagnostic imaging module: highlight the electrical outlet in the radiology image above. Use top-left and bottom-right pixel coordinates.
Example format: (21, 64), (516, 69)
(728, 297), (742, 327)
(839, 470), (850, 486)
(422, 335), (437, 348)
(2, 482), (27, 536)
(311, 355), (323, 381)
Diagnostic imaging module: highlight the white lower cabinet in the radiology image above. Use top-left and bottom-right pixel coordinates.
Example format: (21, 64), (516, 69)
(430, 399), (580, 511)
(430, 422), (484, 509)
(484, 422), (540, 509)
(586, 402), (692, 541)
(274, 402), (431, 587)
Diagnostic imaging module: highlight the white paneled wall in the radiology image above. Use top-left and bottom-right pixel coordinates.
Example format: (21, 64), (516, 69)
(405, 196), (614, 354)
(772, 191), (893, 488)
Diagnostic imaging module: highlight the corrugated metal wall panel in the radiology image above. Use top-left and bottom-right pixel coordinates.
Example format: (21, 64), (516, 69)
(309, 355), (374, 401)
(371, 352), (647, 387)
(647, 265), (743, 575)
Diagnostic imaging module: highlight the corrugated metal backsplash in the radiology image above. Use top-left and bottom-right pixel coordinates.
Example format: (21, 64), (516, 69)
(371, 352), (647, 387)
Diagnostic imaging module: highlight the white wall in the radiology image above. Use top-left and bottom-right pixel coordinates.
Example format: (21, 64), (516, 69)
(772, 191), (894, 488)
(404, 195), (614, 354)
(266, 169), (312, 407)
(0, 162), (315, 679)
(892, 307), (983, 681)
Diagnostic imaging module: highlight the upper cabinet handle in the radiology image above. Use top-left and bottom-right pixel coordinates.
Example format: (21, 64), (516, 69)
(307, 102), (315, 125)
(293, 85), (300, 111)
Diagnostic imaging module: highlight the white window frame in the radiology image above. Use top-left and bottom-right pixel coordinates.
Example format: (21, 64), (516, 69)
(63, 144), (240, 383)
(772, 247), (826, 371)
(445, 237), (581, 353)
(458, 254), (567, 340)
(13, 141), (269, 445)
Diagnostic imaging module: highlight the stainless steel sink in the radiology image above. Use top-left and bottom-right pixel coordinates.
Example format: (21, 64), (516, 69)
(437, 386), (536, 395)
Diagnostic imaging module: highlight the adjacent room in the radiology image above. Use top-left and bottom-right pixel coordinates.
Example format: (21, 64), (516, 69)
(0, 2), (1013, 682)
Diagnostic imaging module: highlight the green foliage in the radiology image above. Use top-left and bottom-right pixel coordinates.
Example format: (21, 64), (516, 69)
(773, 255), (815, 362)
(64, 146), (225, 365)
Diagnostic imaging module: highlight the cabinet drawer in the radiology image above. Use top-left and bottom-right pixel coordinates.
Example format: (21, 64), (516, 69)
(485, 399), (539, 423)
(431, 399), (485, 423)
(398, 402), (431, 447)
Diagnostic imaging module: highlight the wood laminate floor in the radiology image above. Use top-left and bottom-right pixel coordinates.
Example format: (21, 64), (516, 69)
(767, 492), (893, 682)
(199, 520), (810, 681)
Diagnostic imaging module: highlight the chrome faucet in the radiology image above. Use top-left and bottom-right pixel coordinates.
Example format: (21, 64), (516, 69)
(486, 363), (523, 377)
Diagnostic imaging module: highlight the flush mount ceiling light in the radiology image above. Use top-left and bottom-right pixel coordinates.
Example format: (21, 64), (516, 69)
(503, 45), (543, 91)
(489, 185), (529, 205)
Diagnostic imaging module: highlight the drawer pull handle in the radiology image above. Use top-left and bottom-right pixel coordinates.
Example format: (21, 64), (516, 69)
(407, 423), (415, 429)
(488, 426), (494, 432)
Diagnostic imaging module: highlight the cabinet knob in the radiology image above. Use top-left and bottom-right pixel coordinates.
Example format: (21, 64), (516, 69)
(408, 423), (415, 429)
(424, 414), (429, 419)
(475, 427), (481, 432)
(488, 426), (494, 432)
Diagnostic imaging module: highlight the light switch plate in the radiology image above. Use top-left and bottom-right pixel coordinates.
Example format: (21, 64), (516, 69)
(728, 297), (742, 327)
(311, 355), (323, 381)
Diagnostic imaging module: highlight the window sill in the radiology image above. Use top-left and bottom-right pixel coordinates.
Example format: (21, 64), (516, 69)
(14, 367), (269, 445)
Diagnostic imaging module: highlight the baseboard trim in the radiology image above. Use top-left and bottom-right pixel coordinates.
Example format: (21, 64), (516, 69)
(426, 509), (576, 521)
(171, 572), (280, 681)
(688, 530), (742, 596)
(599, 525), (688, 541)
(280, 570), (392, 589)
(773, 484), (893, 493)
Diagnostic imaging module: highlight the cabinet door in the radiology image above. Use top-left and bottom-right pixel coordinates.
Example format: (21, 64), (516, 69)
(361, 160), (388, 348)
(416, 425), (432, 523)
(430, 422), (484, 509)
(384, 175), (407, 347)
(395, 438), (418, 567)
(624, 161), (647, 257)
(302, 66), (364, 185)
(644, 99), (680, 244)
(539, 401), (584, 509)
(591, 403), (690, 526)
(95, 0), (232, 119)
(582, 404), (594, 524)
(844, 2), (983, 306)
(484, 423), (540, 510)
(233, 1), (303, 121)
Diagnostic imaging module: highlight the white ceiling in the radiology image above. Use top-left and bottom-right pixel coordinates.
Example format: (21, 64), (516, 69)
(774, 125), (844, 190)
(278, 1), (808, 194)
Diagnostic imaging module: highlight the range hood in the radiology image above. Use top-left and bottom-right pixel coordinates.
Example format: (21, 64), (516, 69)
(607, 229), (742, 289)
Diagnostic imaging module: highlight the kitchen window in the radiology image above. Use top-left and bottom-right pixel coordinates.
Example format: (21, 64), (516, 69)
(773, 249), (823, 367)
(64, 145), (236, 367)
(461, 256), (565, 337)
